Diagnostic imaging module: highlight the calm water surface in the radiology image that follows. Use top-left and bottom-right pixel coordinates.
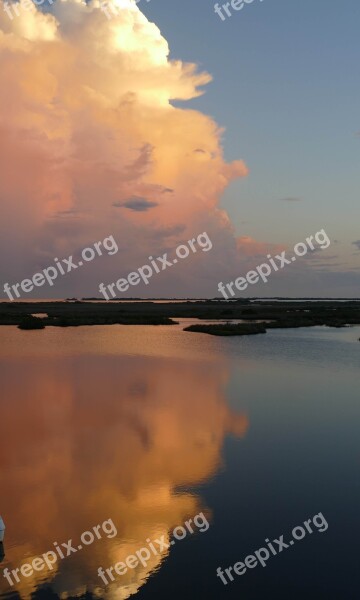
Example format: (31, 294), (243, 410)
(0, 324), (359, 599)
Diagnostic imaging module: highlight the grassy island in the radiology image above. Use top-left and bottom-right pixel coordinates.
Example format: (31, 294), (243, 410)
(184, 323), (267, 336)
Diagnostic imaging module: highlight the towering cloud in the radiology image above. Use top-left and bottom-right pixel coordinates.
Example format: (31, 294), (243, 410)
(0, 0), (254, 296)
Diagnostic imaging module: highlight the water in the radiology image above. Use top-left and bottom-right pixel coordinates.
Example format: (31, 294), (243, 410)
(0, 324), (359, 599)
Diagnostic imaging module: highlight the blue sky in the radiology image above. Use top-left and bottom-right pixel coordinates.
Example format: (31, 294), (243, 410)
(141, 0), (359, 253)
(1, 0), (358, 298)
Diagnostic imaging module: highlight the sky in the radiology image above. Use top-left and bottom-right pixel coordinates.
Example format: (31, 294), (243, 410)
(0, 0), (359, 298)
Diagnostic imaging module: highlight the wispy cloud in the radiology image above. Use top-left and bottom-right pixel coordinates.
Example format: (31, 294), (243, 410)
(113, 197), (159, 212)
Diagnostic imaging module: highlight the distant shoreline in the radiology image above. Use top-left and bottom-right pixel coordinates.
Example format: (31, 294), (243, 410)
(1, 299), (360, 335)
(1, 297), (360, 303)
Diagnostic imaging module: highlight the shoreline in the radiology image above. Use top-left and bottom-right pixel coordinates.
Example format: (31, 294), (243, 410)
(1, 300), (360, 335)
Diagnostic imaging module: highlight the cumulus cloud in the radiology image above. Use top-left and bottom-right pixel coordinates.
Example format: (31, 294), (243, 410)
(1, 0), (349, 297)
(0, 0), (253, 297)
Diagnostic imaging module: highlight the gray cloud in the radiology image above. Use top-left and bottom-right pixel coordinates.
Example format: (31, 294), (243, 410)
(305, 252), (339, 261)
(113, 197), (159, 212)
(313, 262), (344, 268)
(352, 240), (360, 251)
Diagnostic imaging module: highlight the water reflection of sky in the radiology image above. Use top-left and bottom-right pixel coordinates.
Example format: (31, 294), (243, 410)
(1, 325), (359, 600)
(0, 327), (248, 599)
